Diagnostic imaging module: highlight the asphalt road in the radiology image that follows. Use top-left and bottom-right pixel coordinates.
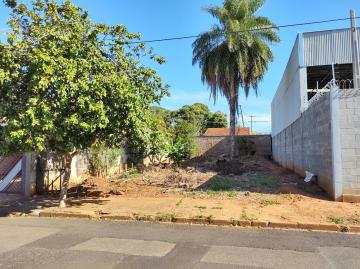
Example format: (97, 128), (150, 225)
(0, 218), (360, 269)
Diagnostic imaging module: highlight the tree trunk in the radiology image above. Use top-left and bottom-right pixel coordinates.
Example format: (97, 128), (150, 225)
(229, 102), (236, 160)
(35, 152), (47, 195)
(59, 153), (73, 208)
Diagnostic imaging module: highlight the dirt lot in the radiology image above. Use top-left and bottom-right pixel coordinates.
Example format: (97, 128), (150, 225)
(54, 156), (360, 226)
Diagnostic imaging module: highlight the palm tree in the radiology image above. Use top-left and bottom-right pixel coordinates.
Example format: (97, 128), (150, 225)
(192, 0), (279, 159)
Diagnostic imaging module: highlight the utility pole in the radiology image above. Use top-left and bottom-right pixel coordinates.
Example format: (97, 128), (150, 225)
(350, 9), (360, 89)
(249, 115), (255, 134)
(239, 105), (245, 128)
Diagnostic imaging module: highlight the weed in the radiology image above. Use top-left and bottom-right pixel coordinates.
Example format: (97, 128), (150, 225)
(212, 206), (223, 210)
(260, 199), (280, 207)
(186, 191), (197, 197)
(328, 216), (346, 225)
(207, 214), (214, 222)
(195, 205), (207, 210)
(240, 208), (257, 221)
(155, 212), (176, 222)
(206, 190), (218, 197)
(340, 225), (350, 233)
(252, 176), (280, 188)
(121, 167), (140, 179)
(133, 213), (153, 221)
(201, 177), (235, 191)
(227, 191), (238, 198)
(176, 199), (183, 207)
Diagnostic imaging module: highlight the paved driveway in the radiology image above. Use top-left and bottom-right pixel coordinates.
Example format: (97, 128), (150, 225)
(0, 218), (360, 268)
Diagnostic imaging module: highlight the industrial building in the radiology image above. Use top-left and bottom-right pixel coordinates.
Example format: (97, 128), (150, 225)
(271, 25), (360, 201)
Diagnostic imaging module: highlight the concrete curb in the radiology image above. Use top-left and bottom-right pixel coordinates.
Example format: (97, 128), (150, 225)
(39, 211), (97, 219)
(35, 211), (360, 233)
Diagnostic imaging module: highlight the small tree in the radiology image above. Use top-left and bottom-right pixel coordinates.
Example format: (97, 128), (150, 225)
(147, 115), (171, 165)
(172, 121), (198, 158)
(168, 137), (188, 166)
(0, 0), (168, 207)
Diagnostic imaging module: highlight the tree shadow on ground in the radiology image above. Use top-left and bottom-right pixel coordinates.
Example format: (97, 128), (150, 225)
(0, 185), (110, 217)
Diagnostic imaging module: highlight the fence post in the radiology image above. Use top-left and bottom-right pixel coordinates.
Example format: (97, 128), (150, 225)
(21, 153), (37, 197)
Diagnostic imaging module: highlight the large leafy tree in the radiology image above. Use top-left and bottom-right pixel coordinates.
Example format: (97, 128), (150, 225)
(0, 0), (168, 207)
(172, 103), (211, 135)
(192, 0), (279, 158)
(206, 111), (227, 129)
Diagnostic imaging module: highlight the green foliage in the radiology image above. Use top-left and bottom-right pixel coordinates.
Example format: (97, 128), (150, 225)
(207, 111), (227, 129)
(253, 176), (280, 188)
(86, 142), (123, 177)
(227, 191), (237, 198)
(167, 137), (188, 166)
(260, 199), (280, 207)
(4, 0), (16, 8)
(0, 0), (168, 158)
(192, 0), (280, 158)
(146, 114), (171, 164)
(120, 167), (140, 179)
(240, 208), (257, 222)
(148, 103), (226, 164)
(328, 216), (346, 225)
(201, 177), (236, 191)
(173, 103), (211, 135)
(172, 121), (198, 159)
(155, 211), (176, 222)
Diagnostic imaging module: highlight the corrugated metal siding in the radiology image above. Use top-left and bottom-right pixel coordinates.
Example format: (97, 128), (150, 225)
(303, 28), (359, 66)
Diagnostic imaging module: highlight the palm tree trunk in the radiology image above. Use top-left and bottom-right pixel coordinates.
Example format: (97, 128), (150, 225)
(229, 102), (236, 160)
(59, 153), (73, 208)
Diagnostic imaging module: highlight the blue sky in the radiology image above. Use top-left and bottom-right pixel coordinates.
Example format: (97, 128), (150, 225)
(0, 0), (359, 133)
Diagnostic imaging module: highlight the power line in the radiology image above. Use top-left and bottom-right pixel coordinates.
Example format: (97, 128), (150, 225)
(128, 16), (360, 44)
(1, 16), (359, 44)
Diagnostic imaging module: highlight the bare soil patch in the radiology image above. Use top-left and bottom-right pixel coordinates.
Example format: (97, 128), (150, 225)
(1, 156), (352, 226)
(53, 156), (360, 226)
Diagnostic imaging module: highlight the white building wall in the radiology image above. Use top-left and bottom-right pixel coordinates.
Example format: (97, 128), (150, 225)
(271, 35), (307, 136)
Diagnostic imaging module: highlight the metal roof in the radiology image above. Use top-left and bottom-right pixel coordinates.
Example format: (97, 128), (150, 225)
(303, 28), (360, 66)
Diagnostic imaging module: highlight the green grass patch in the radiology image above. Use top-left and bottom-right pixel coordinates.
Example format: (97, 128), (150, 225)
(120, 167), (140, 179)
(252, 176), (280, 188)
(155, 212), (176, 222)
(185, 191), (197, 197)
(206, 190), (219, 197)
(200, 177), (238, 191)
(328, 216), (346, 225)
(260, 199), (280, 207)
(227, 191), (238, 198)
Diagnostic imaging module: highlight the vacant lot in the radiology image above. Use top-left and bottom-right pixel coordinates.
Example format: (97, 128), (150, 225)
(54, 156), (360, 226)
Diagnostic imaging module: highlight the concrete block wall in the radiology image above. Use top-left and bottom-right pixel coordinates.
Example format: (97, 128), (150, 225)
(195, 135), (272, 159)
(338, 89), (360, 196)
(272, 93), (334, 196)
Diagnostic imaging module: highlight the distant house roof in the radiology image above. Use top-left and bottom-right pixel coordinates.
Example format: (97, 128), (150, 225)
(203, 128), (250, 137)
